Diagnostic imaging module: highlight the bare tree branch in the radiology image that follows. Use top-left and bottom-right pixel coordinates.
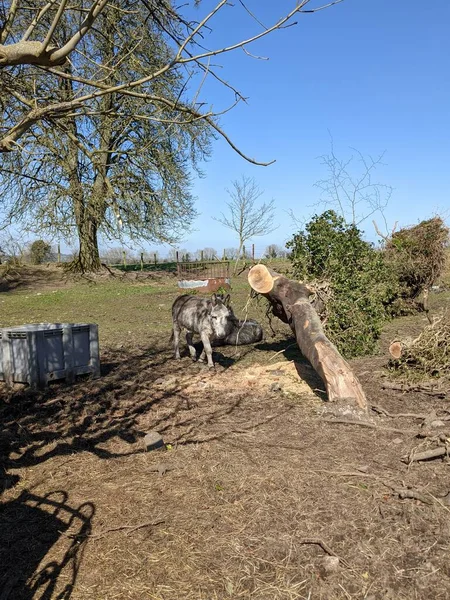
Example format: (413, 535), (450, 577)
(0, 74), (272, 164)
(313, 138), (393, 227)
(50, 0), (111, 62)
(42, 0), (69, 52)
(22, 1), (60, 42)
(0, 0), (20, 44)
(0, 0), (110, 66)
(0, 99), (84, 152)
(0, 0), (345, 162)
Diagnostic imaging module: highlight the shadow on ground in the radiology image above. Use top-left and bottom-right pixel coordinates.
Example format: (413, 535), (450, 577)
(0, 489), (94, 600)
(0, 333), (258, 480)
(0, 344), (183, 470)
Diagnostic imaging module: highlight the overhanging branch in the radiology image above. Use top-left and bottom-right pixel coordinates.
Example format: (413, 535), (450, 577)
(0, 0), (344, 165)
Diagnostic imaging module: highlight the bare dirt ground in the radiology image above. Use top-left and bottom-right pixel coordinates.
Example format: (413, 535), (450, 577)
(0, 263), (177, 293)
(1, 268), (450, 600)
(0, 264), (70, 292)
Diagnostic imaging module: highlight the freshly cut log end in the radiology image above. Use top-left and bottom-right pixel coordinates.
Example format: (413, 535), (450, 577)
(389, 341), (403, 360)
(248, 264), (275, 294)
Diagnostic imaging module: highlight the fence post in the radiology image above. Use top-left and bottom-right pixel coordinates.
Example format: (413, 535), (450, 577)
(57, 243), (61, 264)
(122, 250), (126, 268)
(252, 244), (255, 261)
(154, 253), (157, 265)
(176, 251), (179, 263)
(140, 252), (144, 271)
(201, 250), (204, 261)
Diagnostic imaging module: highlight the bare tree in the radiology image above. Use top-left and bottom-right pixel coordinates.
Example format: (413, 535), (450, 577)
(264, 244), (286, 259)
(167, 247), (188, 262)
(223, 247), (239, 260)
(0, 0), (343, 155)
(0, 0), (344, 271)
(195, 247), (217, 261)
(0, 3), (210, 271)
(101, 247), (129, 265)
(0, 229), (26, 264)
(215, 176), (277, 271)
(314, 140), (393, 230)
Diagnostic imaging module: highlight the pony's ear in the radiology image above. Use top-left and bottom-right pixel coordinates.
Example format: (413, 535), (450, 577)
(224, 294), (231, 306)
(211, 293), (217, 305)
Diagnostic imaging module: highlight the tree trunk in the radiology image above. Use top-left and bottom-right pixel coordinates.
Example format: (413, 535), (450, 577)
(69, 153), (102, 273)
(248, 264), (367, 411)
(66, 90), (113, 273)
(77, 218), (102, 272)
(233, 241), (244, 275)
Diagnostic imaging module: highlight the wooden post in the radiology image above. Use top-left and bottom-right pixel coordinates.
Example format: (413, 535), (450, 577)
(176, 251), (179, 263)
(57, 242), (61, 263)
(154, 253), (157, 265)
(252, 244), (255, 261)
(122, 250), (126, 267)
(201, 250), (204, 261)
(140, 252), (144, 271)
(248, 264), (367, 411)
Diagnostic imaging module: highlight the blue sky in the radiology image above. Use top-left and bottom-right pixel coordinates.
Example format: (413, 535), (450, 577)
(148, 0), (450, 258)
(4, 0), (448, 259)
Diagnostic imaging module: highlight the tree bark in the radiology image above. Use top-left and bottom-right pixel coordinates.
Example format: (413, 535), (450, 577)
(70, 177), (102, 272)
(64, 106), (102, 272)
(0, 41), (67, 67)
(248, 264), (367, 411)
(77, 218), (102, 272)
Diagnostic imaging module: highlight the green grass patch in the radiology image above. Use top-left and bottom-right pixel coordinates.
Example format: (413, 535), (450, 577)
(0, 280), (181, 346)
(0, 275), (276, 351)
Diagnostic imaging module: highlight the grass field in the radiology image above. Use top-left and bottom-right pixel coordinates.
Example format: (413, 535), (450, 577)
(1, 264), (450, 600)
(0, 260), (292, 348)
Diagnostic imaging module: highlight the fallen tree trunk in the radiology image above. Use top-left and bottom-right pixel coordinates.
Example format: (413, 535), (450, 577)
(248, 264), (367, 411)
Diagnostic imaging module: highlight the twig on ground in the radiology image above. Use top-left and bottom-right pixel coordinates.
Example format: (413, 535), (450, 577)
(297, 538), (350, 568)
(424, 491), (450, 513)
(267, 343), (297, 362)
(381, 381), (447, 398)
(299, 469), (447, 510)
(67, 519), (165, 540)
(403, 446), (448, 464)
(371, 404), (427, 419)
(396, 489), (433, 505)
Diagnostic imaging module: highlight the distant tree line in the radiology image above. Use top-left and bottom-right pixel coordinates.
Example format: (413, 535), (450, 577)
(0, 235), (290, 266)
(101, 244), (289, 265)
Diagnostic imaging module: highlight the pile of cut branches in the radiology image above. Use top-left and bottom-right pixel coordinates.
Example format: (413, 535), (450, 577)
(385, 217), (449, 299)
(389, 312), (450, 381)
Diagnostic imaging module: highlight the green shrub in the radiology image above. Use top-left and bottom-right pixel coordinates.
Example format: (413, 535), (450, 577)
(287, 210), (399, 357)
(29, 239), (52, 265)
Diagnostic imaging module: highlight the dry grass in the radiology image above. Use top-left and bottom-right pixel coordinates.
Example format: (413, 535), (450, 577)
(1, 267), (450, 599)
